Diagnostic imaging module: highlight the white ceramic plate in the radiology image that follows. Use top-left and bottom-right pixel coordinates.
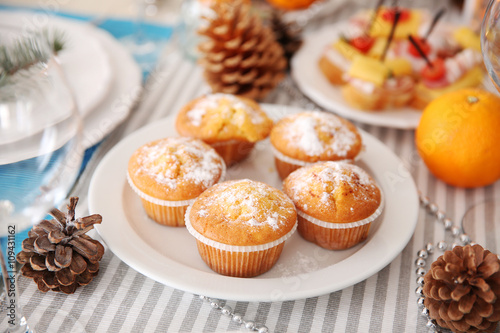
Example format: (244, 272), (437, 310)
(292, 22), (494, 129)
(291, 22), (423, 129)
(0, 11), (113, 118)
(88, 105), (419, 302)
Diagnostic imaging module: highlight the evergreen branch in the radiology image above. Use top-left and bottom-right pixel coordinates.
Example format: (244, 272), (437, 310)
(0, 28), (65, 87)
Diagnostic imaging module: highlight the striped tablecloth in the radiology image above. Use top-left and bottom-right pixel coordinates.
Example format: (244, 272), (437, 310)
(3, 2), (500, 332)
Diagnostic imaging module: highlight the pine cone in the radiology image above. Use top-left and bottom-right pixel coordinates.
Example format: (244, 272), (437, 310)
(16, 197), (104, 294)
(198, 0), (287, 100)
(423, 244), (500, 333)
(269, 10), (303, 69)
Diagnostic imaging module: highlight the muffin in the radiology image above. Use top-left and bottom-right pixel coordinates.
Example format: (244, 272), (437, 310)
(270, 111), (363, 179)
(185, 179), (297, 277)
(175, 93), (273, 166)
(127, 137), (226, 227)
(283, 162), (383, 250)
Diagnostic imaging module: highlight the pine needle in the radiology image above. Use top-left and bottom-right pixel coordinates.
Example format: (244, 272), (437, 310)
(0, 28), (65, 87)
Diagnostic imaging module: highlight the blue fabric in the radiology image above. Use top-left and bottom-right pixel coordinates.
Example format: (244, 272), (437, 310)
(0, 5), (174, 80)
(0, 5), (173, 257)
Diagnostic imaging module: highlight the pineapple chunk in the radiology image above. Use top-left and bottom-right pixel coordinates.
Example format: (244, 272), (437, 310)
(370, 9), (422, 40)
(384, 58), (413, 77)
(453, 27), (481, 52)
(347, 55), (390, 86)
(333, 39), (362, 61)
(367, 37), (387, 59)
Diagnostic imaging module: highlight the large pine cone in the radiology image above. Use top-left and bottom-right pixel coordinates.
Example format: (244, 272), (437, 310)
(16, 197), (104, 294)
(198, 0), (287, 100)
(423, 244), (500, 333)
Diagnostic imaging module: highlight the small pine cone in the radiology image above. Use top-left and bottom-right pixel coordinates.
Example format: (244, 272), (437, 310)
(16, 197), (104, 294)
(198, 0), (287, 100)
(423, 244), (500, 333)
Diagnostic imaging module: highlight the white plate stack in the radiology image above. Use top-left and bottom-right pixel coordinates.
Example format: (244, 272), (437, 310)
(0, 11), (142, 149)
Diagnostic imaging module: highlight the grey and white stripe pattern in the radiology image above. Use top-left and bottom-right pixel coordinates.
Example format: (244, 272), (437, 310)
(3, 2), (500, 332)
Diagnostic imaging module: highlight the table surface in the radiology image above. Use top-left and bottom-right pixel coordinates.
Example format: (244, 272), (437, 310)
(3, 1), (500, 332)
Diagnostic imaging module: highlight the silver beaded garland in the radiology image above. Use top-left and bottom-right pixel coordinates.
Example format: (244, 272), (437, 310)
(414, 193), (476, 333)
(232, 314), (243, 324)
(221, 305), (232, 316)
(421, 307), (430, 317)
(257, 327), (269, 333)
(420, 195), (430, 206)
(196, 297), (269, 332)
(428, 203), (438, 213)
(416, 267), (426, 276)
(415, 258), (426, 267)
(245, 321), (256, 330)
(437, 241), (447, 251)
(417, 249), (428, 259)
(425, 319), (436, 329)
(416, 276), (425, 286)
(459, 234), (470, 245)
(443, 218), (453, 230)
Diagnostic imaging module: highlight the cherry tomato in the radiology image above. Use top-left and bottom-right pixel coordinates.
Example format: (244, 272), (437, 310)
(420, 58), (446, 81)
(422, 77), (449, 89)
(408, 36), (432, 57)
(381, 8), (411, 22)
(350, 36), (375, 53)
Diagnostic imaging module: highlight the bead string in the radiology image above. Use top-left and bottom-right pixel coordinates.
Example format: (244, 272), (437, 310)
(198, 295), (269, 333)
(415, 192), (473, 333)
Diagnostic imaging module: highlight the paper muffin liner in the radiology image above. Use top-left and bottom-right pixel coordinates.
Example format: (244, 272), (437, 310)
(127, 163), (226, 227)
(138, 199), (190, 227)
(270, 145), (356, 180)
(297, 191), (384, 250)
(185, 205), (298, 277)
(209, 140), (255, 167)
(195, 241), (286, 278)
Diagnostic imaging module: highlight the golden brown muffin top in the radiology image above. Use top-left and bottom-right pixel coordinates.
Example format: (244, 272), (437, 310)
(283, 162), (381, 223)
(188, 179), (297, 246)
(128, 137), (225, 201)
(270, 111), (362, 163)
(175, 94), (273, 143)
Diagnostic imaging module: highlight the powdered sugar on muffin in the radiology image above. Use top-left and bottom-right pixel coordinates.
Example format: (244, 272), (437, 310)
(186, 93), (264, 126)
(283, 162), (381, 223)
(177, 94), (272, 143)
(286, 112), (359, 157)
(189, 179), (297, 245)
(270, 111), (363, 163)
(133, 137), (223, 189)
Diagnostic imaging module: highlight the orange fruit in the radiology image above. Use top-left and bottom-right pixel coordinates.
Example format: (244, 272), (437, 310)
(415, 88), (500, 188)
(265, 0), (319, 10)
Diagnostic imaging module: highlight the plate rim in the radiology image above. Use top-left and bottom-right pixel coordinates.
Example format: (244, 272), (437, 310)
(88, 104), (419, 302)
